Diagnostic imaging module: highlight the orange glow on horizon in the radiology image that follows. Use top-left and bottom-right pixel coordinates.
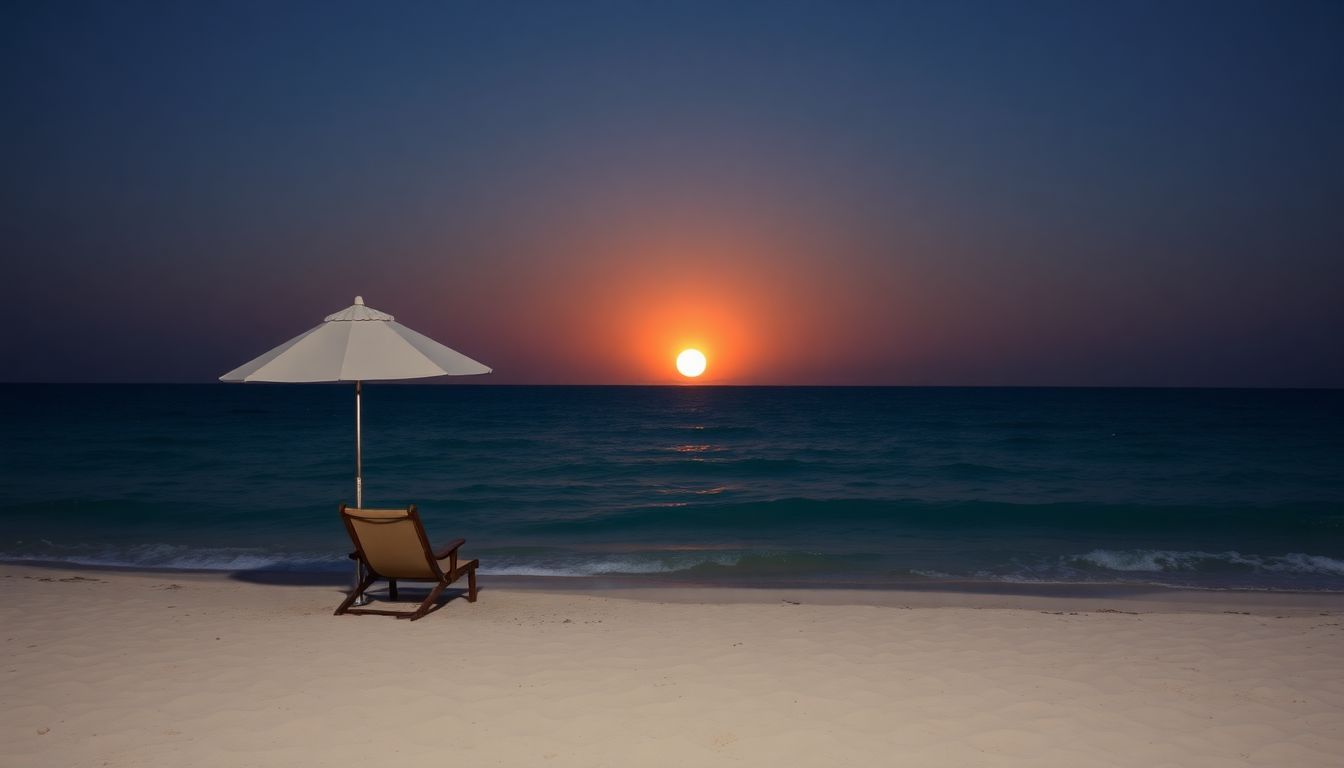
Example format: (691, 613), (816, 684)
(426, 200), (918, 384)
(595, 241), (769, 385)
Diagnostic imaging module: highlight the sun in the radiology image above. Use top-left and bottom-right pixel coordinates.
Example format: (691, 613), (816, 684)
(676, 348), (707, 378)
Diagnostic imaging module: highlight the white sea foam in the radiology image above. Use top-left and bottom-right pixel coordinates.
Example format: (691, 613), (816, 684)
(908, 569), (960, 580)
(482, 554), (741, 577)
(1072, 549), (1344, 576)
(1, 544), (342, 572)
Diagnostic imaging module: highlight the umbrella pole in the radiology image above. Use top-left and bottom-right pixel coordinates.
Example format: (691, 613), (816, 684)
(355, 379), (363, 507)
(351, 379), (370, 606)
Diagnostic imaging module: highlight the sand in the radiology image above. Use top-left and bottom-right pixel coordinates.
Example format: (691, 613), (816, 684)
(3, 563), (1342, 767)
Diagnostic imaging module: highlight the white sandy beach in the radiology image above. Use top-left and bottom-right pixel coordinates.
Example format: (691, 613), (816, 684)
(4, 563), (1343, 767)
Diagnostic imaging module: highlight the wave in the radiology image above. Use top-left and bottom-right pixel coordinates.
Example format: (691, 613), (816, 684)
(479, 549), (892, 579)
(1068, 549), (1344, 577)
(481, 553), (737, 577)
(925, 462), (1025, 480)
(4, 541), (1344, 591)
(518, 456), (855, 482)
(0, 543), (344, 572)
(518, 497), (1344, 537)
(0, 543), (880, 581)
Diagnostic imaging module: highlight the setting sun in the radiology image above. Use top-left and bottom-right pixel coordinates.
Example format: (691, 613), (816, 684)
(676, 348), (707, 378)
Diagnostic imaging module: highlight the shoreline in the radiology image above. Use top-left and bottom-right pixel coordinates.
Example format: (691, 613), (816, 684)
(6, 559), (1343, 615)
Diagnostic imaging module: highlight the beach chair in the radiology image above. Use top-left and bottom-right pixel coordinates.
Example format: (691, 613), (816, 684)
(335, 504), (479, 620)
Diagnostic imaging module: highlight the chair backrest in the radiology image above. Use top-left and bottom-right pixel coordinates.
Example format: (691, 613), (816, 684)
(341, 505), (439, 579)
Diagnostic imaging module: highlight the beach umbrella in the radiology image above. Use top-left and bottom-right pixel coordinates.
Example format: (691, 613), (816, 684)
(220, 296), (491, 598)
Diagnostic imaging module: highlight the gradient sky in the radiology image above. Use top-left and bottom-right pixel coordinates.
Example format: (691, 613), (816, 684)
(3, 0), (1342, 385)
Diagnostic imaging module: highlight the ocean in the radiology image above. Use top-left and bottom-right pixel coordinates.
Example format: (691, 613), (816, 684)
(2, 384), (1342, 591)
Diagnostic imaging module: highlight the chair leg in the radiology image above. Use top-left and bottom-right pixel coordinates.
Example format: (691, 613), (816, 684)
(388, 579), (398, 601)
(467, 566), (478, 602)
(335, 572), (377, 615)
(408, 581), (449, 621)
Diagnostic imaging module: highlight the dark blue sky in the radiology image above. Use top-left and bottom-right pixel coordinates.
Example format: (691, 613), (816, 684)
(3, 1), (1342, 384)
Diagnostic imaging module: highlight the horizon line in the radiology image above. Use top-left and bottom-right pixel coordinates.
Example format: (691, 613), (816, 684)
(1, 381), (1341, 391)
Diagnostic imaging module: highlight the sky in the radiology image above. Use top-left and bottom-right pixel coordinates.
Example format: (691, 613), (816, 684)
(2, 0), (1342, 386)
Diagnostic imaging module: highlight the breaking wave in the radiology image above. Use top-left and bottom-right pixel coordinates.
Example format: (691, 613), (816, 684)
(1068, 549), (1344, 577)
(0, 543), (344, 572)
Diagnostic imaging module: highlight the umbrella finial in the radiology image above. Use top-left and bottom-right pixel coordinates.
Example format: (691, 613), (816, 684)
(354, 296), (365, 306)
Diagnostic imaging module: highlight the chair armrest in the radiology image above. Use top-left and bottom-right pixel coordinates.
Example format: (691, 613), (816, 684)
(434, 538), (466, 561)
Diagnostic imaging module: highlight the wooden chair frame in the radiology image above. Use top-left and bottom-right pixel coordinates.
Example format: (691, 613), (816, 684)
(335, 503), (479, 620)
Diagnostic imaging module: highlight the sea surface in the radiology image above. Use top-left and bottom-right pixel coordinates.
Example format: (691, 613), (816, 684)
(2, 384), (1342, 591)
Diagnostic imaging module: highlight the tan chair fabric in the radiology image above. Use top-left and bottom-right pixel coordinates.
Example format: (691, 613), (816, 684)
(346, 508), (437, 579)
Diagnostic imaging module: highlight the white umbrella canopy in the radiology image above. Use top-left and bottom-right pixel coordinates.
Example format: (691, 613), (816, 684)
(221, 296), (490, 383)
(221, 296), (490, 602)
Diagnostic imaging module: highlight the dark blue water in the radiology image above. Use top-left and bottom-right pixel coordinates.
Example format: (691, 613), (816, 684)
(2, 385), (1342, 590)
